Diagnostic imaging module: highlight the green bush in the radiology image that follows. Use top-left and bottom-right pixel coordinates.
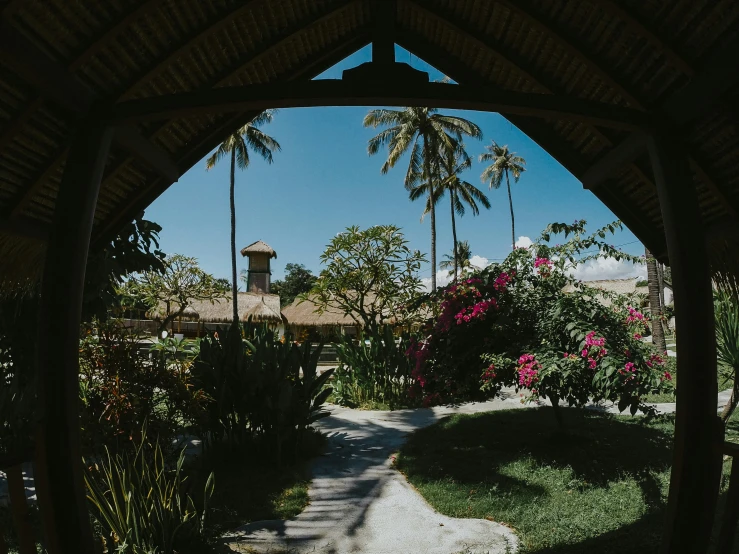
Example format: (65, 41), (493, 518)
(333, 326), (418, 409)
(78, 319), (209, 457)
(85, 434), (213, 554)
(192, 322), (333, 464)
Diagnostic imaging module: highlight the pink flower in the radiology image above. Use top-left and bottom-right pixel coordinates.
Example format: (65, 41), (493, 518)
(663, 371), (672, 381)
(581, 349), (588, 357)
(588, 358), (597, 370)
(534, 257), (552, 269)
(624, 362), (635, 373)
(493, 272), (513, 291)
(633, 333), (642, 340)
(517, 354), (541, 388)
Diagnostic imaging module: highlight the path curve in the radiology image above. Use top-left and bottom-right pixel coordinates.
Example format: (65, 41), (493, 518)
(223, 394), (528, 554)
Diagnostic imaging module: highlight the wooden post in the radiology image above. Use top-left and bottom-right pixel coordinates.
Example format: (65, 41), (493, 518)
(649, 134), (722, 553)
(6, 465), (35, 554)
(34, 119), (112, 554)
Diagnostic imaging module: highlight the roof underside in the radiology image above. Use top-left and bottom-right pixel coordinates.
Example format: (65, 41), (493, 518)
(1, 0), (738, 285)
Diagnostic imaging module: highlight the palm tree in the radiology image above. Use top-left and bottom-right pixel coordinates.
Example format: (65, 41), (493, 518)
(364, 107), (482, 291)
(440, 240), (474, 278)
(205, 110), (281, 322)
(409, 143), (490, 282)
(645, 247), (667, 352)
(479, 141), (526, 251)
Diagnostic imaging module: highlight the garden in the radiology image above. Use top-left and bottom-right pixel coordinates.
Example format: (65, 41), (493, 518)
(0, 105), (737, 554)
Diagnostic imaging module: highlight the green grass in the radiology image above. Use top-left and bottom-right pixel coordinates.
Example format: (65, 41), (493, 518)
(396, 407), (736, 553)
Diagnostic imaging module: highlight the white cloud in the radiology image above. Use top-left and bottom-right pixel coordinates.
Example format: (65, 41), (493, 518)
(568, 257), (646, 282)
(469, 255), (489, 269)
(515, 236), (533, 249)
(421, 270), (453, 292)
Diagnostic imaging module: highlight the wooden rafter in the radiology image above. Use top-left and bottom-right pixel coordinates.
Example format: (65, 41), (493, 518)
(397, 30), (669, 258)
(118, 0), (353, 101)
(586, 0), (694, 76)
(492, 0), (645, 109)
(110, 80), (653, 129)
(0, 215), (50, 241)
(92, 32), (373, 247)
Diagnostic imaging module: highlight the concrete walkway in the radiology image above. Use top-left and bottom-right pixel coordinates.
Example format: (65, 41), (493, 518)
(224, 393), (528, 554)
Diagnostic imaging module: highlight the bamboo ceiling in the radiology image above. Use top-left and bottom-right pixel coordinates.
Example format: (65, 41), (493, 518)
(0, 0), (737, 285)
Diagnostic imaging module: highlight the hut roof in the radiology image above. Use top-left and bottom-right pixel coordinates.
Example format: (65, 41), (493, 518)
(563, 277), (642, 307)
(240, 241), (277, 258)
(148, 293), (283, 324)
(1, 2), (739, 290)
(281, 295), (363, 327)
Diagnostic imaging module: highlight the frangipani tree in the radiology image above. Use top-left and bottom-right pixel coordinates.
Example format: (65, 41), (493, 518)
(118, 254), (229, 334)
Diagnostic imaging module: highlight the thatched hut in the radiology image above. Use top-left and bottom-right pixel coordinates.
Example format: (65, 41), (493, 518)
(281, 294), (362, 341)
(148, 292), (284, 336)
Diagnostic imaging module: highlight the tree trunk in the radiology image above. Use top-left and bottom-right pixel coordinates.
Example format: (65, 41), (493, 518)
(646, 247), (667, 351)
(450, 190), (458, 282)
(506, 171), (515, 250)
(230, 149), (239, 323)
(720, 377), (739, 423)
(424, 137), (436, 291)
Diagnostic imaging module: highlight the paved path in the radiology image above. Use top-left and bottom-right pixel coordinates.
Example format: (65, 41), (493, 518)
(224, 393), (528, 554)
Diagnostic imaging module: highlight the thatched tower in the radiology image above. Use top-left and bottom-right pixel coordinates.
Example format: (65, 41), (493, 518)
(240, 240), (277, 294)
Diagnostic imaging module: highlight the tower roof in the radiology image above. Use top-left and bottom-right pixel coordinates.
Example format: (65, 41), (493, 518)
(240, 240), (277, 258)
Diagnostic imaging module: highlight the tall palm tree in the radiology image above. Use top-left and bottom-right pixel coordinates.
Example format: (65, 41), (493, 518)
(479, 141), (526, 251)
(645, 247), (667, 351)
(409, 143), (490, 281)
(205, 110), (281, 322)
(440, 240), (474, 278)
(364, 107), (482, 291)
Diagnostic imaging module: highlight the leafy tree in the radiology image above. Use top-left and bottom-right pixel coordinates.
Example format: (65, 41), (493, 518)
(270, 263), (318, 307)
(440, 240), (475, 277)
(205, 110), (281, 322)
(409, 143), (490, 281)
(118, 254), (229, 334)
(480, 141), (526, 251)
(83, 215), (166, 320)
(364, 107), (482, 291)
(309, 225), (426, 332)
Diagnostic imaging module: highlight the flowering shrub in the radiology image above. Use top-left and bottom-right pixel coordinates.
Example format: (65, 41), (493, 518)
(408, 220), (672, 418)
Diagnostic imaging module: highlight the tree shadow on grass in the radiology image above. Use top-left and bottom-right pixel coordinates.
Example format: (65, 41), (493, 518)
(396, 407), (676, 553)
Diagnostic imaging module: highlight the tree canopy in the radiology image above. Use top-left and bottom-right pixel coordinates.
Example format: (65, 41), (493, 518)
(270, 263), (318, 307)
(309, 225), (426, 332)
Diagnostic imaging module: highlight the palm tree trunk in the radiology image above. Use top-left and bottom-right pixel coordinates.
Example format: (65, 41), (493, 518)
(450, 190), (458, 282)
(646, 247), (666, 351)
(230, 149), (239, 323)
(424, 138), (436, 291)
(506, 171), (515, 250)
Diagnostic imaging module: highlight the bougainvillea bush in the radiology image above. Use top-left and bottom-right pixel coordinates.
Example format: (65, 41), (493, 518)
(406, 220), (673, 419)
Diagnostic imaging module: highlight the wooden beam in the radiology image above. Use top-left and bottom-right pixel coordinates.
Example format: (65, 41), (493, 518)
(583, 32), (739, 188)
(35, 119), (112, 554)
(397, 30), (669, 258)
(110, 79), (654, 130)
(371, 0), (396, 64)
(92, 32), (373, 248)
(580, 133), (649, 189)
(648, 134), (721, 554)
(493, 0), (645, 109)
(586, 0), (694, 75)
(0, 19), (93, 113)
(661, 32), (739, 126)
(112, 126), (180, 184)
(0, 216), (50, 241)
(689, 158), (739, 219)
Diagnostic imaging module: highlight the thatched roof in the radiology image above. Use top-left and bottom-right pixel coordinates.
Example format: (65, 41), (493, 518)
(1, 1), (739, 290)
(563, 278), (645, 307)
(148, 293), (283, 324)
(282, 295), (362, 327)
(240, 241), (277, 258)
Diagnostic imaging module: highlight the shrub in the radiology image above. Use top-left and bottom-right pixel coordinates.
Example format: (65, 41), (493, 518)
(78, 319), (208, 456)
(85, 433), (214, 554)
(333, 326), (418, 409)
(191, 322), (333, 464)
(408, 220), (673, 418)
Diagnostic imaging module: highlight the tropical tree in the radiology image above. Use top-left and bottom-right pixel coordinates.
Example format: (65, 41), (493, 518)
(205, 110), (281, 322)
(410, 144), (490, 281)
(645, 247), (667, 351)
(364, 107), (482, 291)
(716, 289), (739, 423)
(118, 254), (229, 335)
(440, 240), (476, 278)
(269, 263), (318, 307)
(480, 141), (526, 251)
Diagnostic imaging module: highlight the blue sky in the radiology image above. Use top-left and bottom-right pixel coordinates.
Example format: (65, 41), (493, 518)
(145, 45), (645, 286)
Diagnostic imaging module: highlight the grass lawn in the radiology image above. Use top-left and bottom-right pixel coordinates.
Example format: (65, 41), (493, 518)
(396, 407), (737, 553)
